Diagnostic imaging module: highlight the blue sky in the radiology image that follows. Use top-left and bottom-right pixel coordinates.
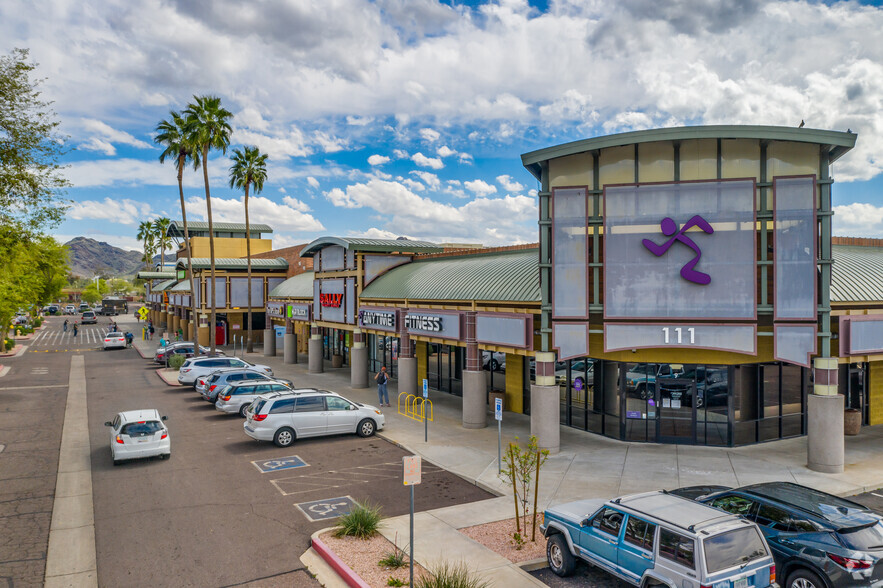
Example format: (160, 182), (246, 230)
(3, 0), (883, 252)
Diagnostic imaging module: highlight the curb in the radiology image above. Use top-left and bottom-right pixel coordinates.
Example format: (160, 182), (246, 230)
(518, 557), (548, 572)
(310, 530), (372, 588)
(155, 368), (183, 387)
(0, 344), (29, 358)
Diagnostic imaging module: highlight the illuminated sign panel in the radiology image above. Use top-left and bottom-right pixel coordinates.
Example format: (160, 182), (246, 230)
(604, 180), (756, 320)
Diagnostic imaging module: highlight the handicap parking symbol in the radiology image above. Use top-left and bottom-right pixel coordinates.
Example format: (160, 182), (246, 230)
(295, 496), (357, 522)
(251, 455), (308, 474)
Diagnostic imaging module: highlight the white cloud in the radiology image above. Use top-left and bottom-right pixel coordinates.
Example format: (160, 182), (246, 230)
(184, 194), (325, 233)
(411, 152), (444, 169)
(65, 158), (227, 188)
(69, 197), (154, 225)
(368, 154), (391, 166)
(419, 128), (440, 142)
(324, 178), (535, 244)
(402, 178), (425, 191)
(496, 174), (525, 192)
(464, 179), (497, 196)
(313, 131), (347, 153)
(78, 118), (152, 153)
(437, 145), (457, 158)
(346, 115), (374, 126)
(307, 176), (320, 189)
(411, 171), (441, 190)
(79, 138), (117, 156)
(833, 203), (883, 236)
(393, 149), (410, 159)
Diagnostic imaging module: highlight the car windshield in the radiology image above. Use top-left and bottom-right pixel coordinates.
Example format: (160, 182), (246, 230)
(703, 527), (768, 573)
(121, 421), (163, 437)
(839, 521), (883, 550)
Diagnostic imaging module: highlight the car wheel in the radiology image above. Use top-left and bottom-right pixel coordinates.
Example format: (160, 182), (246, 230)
(239, 404), (249, 418)
(786, 569), (825, 588)
(161, 453), (171, 460)
(546, 534), (575, 577)
(357, 419), (376, 438)
(274, 427), (295, 447)
(113, 458), (121, 466)
(490, 359), (500, 372)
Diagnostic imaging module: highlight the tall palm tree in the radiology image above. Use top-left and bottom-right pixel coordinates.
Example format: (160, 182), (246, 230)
(153, 217), (172, 269)
(155, 111), (201, 348)
(229, 146), (268, 354)
(184, 95), (233, 356)
(136, 220), (156, 270)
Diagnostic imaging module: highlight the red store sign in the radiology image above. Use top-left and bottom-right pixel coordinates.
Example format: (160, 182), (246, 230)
(320, 293), (343, 308)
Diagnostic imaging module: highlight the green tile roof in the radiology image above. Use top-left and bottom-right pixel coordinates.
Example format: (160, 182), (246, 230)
(137, 271), (176, 279)
(832, 245), (883, 303)
(300, 236), (443, 257)
(168, 221), (273, 234)
(360, 249), (540, 302)
(268, 272), (315, 299)
(175, 258), (288, 271)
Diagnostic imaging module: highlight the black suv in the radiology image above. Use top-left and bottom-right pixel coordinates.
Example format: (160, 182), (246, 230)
(675, 482), (883, 588)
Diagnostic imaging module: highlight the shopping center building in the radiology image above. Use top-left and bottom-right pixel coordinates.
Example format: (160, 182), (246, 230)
(147, 125), (883, 473)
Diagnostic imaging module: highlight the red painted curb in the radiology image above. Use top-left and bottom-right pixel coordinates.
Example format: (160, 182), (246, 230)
(154, 368), (182, 387)
(311, 537), (372, 588)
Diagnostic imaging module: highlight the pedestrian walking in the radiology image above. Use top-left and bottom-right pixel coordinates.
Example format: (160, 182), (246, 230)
(374, 366), (390, 407)
(72, 322), (78, 337)
(148, 323), (155, 341)
(63, 319), (68, 332)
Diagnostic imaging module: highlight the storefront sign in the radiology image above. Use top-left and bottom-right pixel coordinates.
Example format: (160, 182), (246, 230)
(287, 304), (311, 321)
(359, 309), (397, 331)
(266, 301), (286, 318)
(320, 293), (343, 307)
(405, 311), (461, 339)
(475, 313), (531, 349)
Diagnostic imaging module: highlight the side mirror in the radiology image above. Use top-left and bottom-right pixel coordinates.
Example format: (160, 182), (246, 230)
(580, 518), (590, 527)
(104, 421), (113, 427)
(161, 416), (168, 421)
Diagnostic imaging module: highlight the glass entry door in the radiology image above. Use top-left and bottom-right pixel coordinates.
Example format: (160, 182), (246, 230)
(656, 377), (695, 443)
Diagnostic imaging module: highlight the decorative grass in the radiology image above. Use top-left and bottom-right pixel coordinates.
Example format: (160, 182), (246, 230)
(333, 501), (382, 539)
(415, 562), (490, 588)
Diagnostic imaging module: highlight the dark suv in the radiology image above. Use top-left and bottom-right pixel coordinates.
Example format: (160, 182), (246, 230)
(681, 482), (883, 588)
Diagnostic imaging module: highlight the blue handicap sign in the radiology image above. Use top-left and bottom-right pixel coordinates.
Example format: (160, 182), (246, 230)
(296, 496), (357, 522)
(251, 455), (308, 474)
(422, 378), (428, 398)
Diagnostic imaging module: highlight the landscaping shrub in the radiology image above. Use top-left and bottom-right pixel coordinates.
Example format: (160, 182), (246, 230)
(415, 562), (490, 588)
(333, 501), (382, 539)
(168, 354), (186, 369)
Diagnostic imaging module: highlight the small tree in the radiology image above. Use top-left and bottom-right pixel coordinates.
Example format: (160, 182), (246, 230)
(501, 435), (549, 545)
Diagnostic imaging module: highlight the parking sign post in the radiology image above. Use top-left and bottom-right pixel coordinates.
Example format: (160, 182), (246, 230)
(495, 397), (503, 474)
(422, 379), (429, 442)
(403, 456), (421, 588)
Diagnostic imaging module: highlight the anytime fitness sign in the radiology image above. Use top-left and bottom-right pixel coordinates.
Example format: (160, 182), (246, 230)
(359, 309), (397, 331)
(405, 312), (460, 339)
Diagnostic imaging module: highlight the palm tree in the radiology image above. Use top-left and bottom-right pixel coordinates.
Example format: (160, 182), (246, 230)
(229, 146), (268, 353)
(183, 95), (233, 356)
(136, 221), (156, 270)
(155, 111), (201, 348)
(154, 217), (172, 269)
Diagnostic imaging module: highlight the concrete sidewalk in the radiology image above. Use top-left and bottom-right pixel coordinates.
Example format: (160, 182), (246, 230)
(132, 333), (883, 586)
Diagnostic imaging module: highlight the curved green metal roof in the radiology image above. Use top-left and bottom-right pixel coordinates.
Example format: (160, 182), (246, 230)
(169, 281), (191, 292)
(521, 125), (857, 180)
(168, 221), (273, 234)
(268, 272), (315, 299)
(137, 271), (176, 279)
(300, 236), (443, 257)
(175, 258), (288, 270)
(832, 246), (883, 303)
(361, 249), (539, 302)
(152, 279), (178, 292)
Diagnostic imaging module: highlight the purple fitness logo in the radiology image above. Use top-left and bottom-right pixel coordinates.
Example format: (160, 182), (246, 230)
(642, 215), (714, 285)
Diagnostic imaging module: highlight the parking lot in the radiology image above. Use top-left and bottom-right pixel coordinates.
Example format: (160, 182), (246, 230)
(84, 329), (493, 587)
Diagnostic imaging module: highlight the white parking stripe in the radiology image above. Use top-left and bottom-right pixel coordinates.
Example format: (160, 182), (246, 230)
(872, 492), (883, 498)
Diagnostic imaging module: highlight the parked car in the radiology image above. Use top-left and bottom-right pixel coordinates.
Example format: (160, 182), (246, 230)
(215, 380), (294, 417)
(80, 311), (97, 324)
(104, 409), (170, 466)
(153, 342), (219, 364)
(554, 360), (594, 390)
(196, 369), (291, 403)
(103, 332), (126, 350)
(624, 364), (683, 398)
(481, 350), (505, 372)
(680, 482), (883, 588)
(64, 304), (76, 314)
(243, 389), (385, 447)
(541, 490), (778, 587)
(78, 303), (90, 313)
(47, 305), (60, 315)
(178, 356), (273, 387)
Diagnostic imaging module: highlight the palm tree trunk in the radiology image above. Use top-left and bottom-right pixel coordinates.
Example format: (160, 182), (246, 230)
(245, 182), (253, 353)
(177, 156), (199, 350)
(203, 145), (217, 356)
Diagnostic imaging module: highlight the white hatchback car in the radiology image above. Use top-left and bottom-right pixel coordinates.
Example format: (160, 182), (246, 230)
(103, 332), (127, 350)
(243, 389), (385, 447)
(177, 356), (273, 386)
(104, 409), (170, 465)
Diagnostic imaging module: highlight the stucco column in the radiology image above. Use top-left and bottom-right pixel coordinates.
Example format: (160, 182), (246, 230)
(197, 325), (210, 347)
(462, 311), (487, 429)
(263, 327), (276, 356)
(808, 357), (844, 473)
(181, 319), (191, 341)
(308, 323), (324, 373)
(351, 328), (369, 389)
(530, 351), (560, 454)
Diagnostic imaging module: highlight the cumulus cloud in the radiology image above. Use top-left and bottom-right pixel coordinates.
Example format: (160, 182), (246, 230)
(69, 197), (153, 225)
(77, 118), (153, 155)
(411, 152), (444, 169)
(411, 171), (441, 190)
(307, 176), (320, 189)
(464, 179), (497, 196)
(368, 154), (391, 166)
(184, 194), (325, 233)
(437, 145), (457, 158)
(833, 203), (883, 237)
(419, 128), (440, 142)
(313, 131), (347, 153)
(497, 175), (525, 192)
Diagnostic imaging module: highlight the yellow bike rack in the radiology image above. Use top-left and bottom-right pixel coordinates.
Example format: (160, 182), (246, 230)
(398, 392), (433, 423)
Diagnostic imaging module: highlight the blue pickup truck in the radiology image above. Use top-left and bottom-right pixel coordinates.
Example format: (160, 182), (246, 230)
(542, 491), (779, 588)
